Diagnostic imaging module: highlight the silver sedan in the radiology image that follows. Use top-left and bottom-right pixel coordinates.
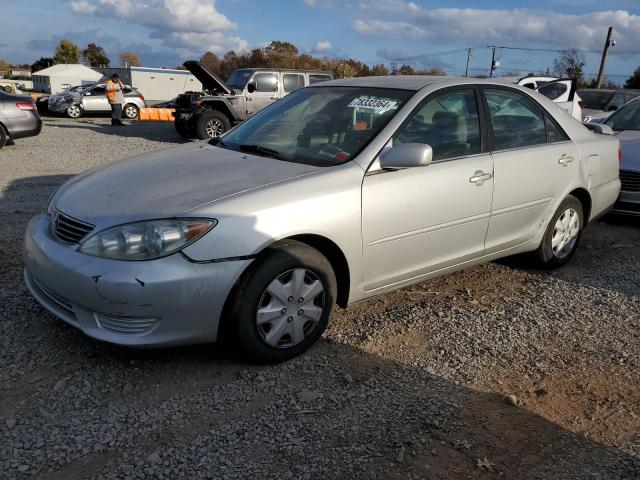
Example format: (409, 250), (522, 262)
(24, 76), (621, 362)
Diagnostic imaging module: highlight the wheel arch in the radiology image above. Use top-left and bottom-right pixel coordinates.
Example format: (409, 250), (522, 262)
(201, 99), (236, 122)
(569, 187), (592, 222)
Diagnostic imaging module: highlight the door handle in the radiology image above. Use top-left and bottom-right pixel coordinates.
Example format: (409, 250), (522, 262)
(558, 155), (574, 166)
(469, 170), (492, 185)
(270, 96), (280, 100)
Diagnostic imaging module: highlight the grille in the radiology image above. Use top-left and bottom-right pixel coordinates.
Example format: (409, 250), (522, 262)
(52, 210), (94, 244)
(96, 314), (158, 335)
(620, 170), (640, 192)
(33, 276), (76, 318)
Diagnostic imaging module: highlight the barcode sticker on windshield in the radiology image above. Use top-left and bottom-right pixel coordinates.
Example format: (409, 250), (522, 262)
(347, 97), (398, 113)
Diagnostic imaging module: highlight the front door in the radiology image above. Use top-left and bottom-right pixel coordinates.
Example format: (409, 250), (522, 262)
(482, 87), (579, 253)
(362, 88), (494, 291)
(82, 86), (110, 112)
(246, 72), (279, 116)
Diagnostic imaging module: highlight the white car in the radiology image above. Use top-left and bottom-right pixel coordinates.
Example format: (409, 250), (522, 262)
(501, 76), (583, 121)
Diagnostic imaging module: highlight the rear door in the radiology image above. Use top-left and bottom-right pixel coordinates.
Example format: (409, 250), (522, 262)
(483, 86), (579, 253)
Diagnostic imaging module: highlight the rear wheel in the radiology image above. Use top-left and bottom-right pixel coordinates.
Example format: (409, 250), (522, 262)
(66, 104), (82, 119)
(226, 240), (337, 363)
(532, 195), (583, 268)
(122, 103), (139, 120)
(195, 110), (231, 140)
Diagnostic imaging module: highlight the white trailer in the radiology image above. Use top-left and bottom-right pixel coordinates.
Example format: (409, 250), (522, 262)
(102, 67), (202, 104)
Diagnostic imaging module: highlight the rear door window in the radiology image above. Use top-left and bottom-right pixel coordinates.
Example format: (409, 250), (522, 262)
(283, 74), (305, 93)
(485, 88), (547, 150)
(309, 74), (332, 85)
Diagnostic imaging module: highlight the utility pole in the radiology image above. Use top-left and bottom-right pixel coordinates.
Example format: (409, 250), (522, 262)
(596, 26), (614, 88)
(489, 46), (497, 77)
(465, 48), (471, 77)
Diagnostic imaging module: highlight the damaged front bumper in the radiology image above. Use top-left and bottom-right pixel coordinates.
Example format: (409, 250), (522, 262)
(23, 214), (251, 347)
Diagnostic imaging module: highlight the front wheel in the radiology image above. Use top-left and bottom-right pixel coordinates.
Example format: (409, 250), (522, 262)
(66, 104), (82, 119)
(532, 195), (583, 269)
(226, 240), (337, 363)
(122, 103), (139, 120)
(195, 110), (231, 140)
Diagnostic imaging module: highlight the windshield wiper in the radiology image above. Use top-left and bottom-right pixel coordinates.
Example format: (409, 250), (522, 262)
(238, 144), (285, 160)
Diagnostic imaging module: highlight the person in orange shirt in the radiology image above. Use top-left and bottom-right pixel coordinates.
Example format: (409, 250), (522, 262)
(105, 73), (125, 126)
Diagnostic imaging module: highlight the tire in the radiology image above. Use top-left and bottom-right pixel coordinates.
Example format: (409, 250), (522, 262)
(0, 125), (7, 149)
(66, 104), (82, 119)
(195, 110), (231, 140)
(226, 240), (337, 363)
(2, 86), (11, 93)
(122, 103), (139, 120)
(532, 195), (583, 269)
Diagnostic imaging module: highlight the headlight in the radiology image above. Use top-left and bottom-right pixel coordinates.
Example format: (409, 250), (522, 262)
(79, 219), (216, 261)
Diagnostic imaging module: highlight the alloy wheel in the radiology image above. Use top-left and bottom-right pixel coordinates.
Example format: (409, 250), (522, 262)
(124, 105), (138, 119)
(551, 207), (579, 259)
(256, 268), (325, 348)
(205, 119), (224, 138)
(67, 105), (81, 118)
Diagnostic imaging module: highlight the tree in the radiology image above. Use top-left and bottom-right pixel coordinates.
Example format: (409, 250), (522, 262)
(199, 52), (221, 74)
(552, 48), (585, 84)
(119, 51), (141, 67)
(54, 39), (81, 64)
(264, 40), (299, 68)
(370, 64), (389, 76)
(83, 43), (110, 67)
(625, 67), (640, 89)
(0, 59), (10, 77)
(31, 57), (54, 72)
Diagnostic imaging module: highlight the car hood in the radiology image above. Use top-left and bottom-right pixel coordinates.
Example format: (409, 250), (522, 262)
(617, 130), (640, 171)
(183, 61), (231, 95)
(53, 143), (323, 228)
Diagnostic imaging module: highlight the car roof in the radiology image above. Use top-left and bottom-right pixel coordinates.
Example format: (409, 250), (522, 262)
(578, 88), (640, 94)
(234, 68), (333, 75)
(311, 75), (555, 91)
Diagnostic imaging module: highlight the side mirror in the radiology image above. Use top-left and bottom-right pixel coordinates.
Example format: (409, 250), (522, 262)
(584, 123), (614, 135)
(379, 143), (433, 169)
(247, 82), (257, 93)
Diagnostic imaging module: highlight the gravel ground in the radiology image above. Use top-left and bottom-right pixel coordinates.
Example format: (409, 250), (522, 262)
(1, 117), (639, 479)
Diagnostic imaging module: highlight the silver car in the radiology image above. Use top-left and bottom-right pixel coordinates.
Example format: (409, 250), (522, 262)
(24, 76), (621, 362)
(64, 84), (146, 120)
(601, 97), (640, 214)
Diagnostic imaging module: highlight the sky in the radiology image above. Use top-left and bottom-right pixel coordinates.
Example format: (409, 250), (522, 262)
(1, 0), (640, 82)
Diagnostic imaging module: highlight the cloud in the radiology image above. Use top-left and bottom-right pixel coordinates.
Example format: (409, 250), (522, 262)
(27, 29), (184, 67)
(308, 2), (640, 51)
(70, 0), (247, 54)
(314, 40), (333, 52)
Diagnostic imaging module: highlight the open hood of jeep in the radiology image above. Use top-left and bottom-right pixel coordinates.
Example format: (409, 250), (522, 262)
(183, 61), (232, 95)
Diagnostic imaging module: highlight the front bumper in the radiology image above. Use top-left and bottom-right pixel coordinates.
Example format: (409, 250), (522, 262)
(611, 189), (640, 215)
(23, 214), (251, 347)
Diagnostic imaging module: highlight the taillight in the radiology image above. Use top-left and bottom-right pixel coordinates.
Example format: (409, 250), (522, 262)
(138, 95), (145, 101)
(618, 145), (623, 164)
(578, 100), (584, 109)
(16, 102), (35, 111)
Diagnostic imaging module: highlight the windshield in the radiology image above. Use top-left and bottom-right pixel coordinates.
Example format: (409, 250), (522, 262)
(218, 86), (413, 167)
(604, 99), (640, 131)
(579, 91), (613, 110)
(226, 70), (253, 90)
